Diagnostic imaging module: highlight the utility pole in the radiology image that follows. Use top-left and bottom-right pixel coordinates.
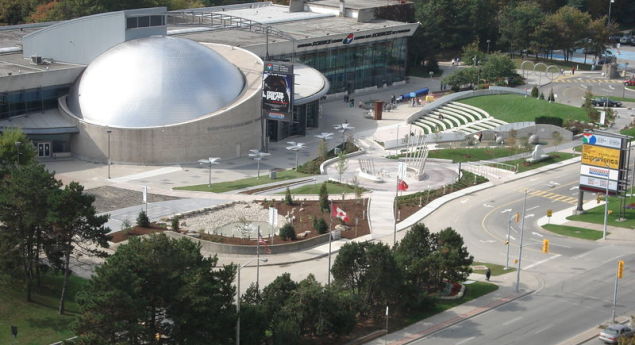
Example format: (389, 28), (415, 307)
(515, 190), (528, 293)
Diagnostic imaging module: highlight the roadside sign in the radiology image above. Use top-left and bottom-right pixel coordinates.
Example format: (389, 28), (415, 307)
(546, 209), (553, 217)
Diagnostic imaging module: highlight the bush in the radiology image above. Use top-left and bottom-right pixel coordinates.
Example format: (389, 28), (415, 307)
(319, 182), (329, 212)
(314, 218), (328, 234)
(279, 223), (297, 241)
(539, 92), (545, 100)
(285, 187), (293, 205)
(531, 85), (539, 98)
(171, 216), (180, 232)
(535, 116), (563, 127)
(136, 210), (150, 228)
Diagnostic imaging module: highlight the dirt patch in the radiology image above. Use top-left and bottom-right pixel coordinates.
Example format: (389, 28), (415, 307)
(108, 224), (168, 243)
(86, 186), (181, 213)
(181, 199), (370, 246)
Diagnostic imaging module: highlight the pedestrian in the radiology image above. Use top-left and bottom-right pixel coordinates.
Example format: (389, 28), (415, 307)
(485, 267), (491, 281)
(571, 67), (575, 75)
(411, 98), (415, 107)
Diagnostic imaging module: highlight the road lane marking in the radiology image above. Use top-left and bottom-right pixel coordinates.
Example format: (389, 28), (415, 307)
(507, 235), (516, 240)
(501, 208), (512, 213)
(573, 251), (593, 260)
(502, 316), (523, 326)
(532, 232), (544, 237)
(456, 336), (475, 345)
(525, 214), (535, 218)
(524, 254), (561, 270)
(483, 203), (494, 208)
(534, 325), (551, 334)
(461, 199), (469, 204)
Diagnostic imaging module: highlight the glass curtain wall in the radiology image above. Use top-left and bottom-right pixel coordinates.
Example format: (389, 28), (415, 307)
(293, 38), (407, 94)
(0, 85), (70, 119)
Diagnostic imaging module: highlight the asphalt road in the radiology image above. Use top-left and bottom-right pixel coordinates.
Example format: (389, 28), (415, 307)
(412, 163), (635, 345)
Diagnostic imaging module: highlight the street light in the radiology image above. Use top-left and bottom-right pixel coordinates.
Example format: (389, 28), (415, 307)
(515, 189), (528, 293)
(236, 257), (268, 345)
(198, 157), (221, 188)
(315, 132), (334, 141)
(106, 130), (112, 179)
(486, 39), (491, 54)
(334, 122), (354, 148)
(15, 141), (21, 166)
(248, 149), (271, 179)
(285, 142), (306, 170)
(608, 0), (615, 25)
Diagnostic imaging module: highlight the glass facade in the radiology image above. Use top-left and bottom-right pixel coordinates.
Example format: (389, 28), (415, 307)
(0, 85), (70, 119)
(292, 38), (407, 94)
(267, 100), (320, 142)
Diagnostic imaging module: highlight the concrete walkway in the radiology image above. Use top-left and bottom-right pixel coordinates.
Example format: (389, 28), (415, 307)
(368, 191), (397, 241)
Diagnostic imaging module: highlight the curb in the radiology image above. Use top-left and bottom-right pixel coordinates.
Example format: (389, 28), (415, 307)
(389, 290), (534, 345)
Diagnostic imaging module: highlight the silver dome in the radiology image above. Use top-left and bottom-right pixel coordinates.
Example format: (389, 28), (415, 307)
(67, 36), (245, 128)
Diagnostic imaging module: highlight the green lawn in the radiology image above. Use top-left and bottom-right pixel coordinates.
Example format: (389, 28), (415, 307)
(620, 127), (635, 137)
(283, 181), (364, 195)
(174, 170), (312, 193)
(402, 282), (498, 326)
(542, 224), (604, 240)
(512, 58), (593, 71)
(0, 273), (87, 345)
(459, 94), (588, 123)
(499, 152), (579, 173)
(472, 262), (515, 276)
(568, 198), (635, 229)
(427, 147), (530, 163)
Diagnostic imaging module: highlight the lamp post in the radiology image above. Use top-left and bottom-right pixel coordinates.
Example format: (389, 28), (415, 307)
(248, 149), (271, 179)
(603, 167), (610, 240)
(236, 257), (268, 345)
(198, 157), (221, 188)
(334, 123), (355, 148)
(15, 141), (21, 166)
(608, 0), (614, 25)
(106, 130), (112, 179)
(515, 189), (528, 293)
(285, 142), (306, 170)
(486, 39), (491, 54)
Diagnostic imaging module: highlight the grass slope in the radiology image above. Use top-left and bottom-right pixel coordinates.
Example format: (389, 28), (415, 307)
(459, 94), (587, 123)
(428, 147), (530, 163)
(0, 273), (87, 345)
(499, 152), (578, 173)
(568, 195), (635, 229)
(472, 262), (515, 276)
(284, 181), (363, 195)
(174, 170), (311, 193)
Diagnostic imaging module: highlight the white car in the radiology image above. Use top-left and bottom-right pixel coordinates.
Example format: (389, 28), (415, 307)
(599, 324), (635, 344)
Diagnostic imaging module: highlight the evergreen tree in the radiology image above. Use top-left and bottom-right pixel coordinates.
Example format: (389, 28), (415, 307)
(319, 182), (329, 212)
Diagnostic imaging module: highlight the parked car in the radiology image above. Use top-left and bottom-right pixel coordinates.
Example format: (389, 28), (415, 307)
(620, 36), (632, 44)
(599, 324), (635, 344)
(625, 78), (635, 86)
(609, 35), (622, 43)
(592, 98), (622, 107)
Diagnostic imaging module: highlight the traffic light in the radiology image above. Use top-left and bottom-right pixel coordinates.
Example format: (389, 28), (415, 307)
(542, 239), (549, 253)
(618, 260), (624, 279)
(514, 212), (520, 223)
(546, 209), (553, 217)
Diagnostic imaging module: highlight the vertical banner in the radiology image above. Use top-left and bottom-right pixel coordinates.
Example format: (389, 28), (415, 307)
(143, 186), (147, 203)
(262, 61), (294, 122)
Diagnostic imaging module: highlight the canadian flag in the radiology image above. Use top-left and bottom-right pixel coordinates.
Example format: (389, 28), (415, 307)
(397, 179), (409, 191)
(331, 204), (350, 223)
(258, 232), (271, 254)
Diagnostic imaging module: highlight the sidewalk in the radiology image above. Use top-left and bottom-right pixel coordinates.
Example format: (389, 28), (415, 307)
(365, 271), (540, 345)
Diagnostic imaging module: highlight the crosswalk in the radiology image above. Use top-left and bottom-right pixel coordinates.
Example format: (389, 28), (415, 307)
(518, 188), (579, 205)
(552, 77), (623, 84)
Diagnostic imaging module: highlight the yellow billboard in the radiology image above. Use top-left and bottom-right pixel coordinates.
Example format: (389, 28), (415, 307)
(581, 144), (621, 169)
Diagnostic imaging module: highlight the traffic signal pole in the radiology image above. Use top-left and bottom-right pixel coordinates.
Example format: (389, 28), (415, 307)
(505, 213), (512, 270)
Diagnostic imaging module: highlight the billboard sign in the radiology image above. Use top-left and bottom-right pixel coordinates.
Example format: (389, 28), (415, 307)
(579, 131), (629, 195)
(581, 145), (621, 169)
(262, 61), (294, 122)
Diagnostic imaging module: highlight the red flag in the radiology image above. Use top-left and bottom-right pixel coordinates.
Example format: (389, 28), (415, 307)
(398, 179), (409, 191)
(258, 234), (271, 254)
(331, 204), (350, 222)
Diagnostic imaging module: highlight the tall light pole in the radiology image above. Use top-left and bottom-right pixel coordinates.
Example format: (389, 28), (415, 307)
(15, 141), (21, 166)
(198, 157), (221, 188)
(236, 257), (268, 345)
(486, 39), (491, 54)
(106, 130), (112, 179)
(608, 0), (614, 25)
(603, 167), (610, 240)
(334, 122), (354, 148)
(285, 142), (306, 170)
(515, 190), (528, 293)
(248, 149), (271, 179)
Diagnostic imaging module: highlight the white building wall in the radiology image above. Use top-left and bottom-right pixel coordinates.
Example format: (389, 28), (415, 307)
(22, 8), (166, 65)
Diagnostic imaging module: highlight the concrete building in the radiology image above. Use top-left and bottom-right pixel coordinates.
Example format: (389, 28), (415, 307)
(0, 0), (415, 163)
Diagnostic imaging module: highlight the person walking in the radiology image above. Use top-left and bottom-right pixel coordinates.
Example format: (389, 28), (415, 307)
(485, 267), (491, 281)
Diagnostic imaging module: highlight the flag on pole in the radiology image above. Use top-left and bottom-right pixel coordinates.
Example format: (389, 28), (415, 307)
(331, 204), (349, 222)
(142, 186), (148, 203)
(258, 233), (271, 254)
(397, 179), (409, 191)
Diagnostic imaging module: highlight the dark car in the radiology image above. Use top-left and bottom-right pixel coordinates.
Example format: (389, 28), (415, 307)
(592, 98), (622, 107)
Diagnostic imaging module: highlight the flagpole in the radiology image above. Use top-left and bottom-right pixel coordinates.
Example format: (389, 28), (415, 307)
(257, 226), (260, 293)
(328, 200), (333, 286)
(394, 165), (400, 246)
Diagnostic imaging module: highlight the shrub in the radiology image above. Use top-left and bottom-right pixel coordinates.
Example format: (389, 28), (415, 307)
(539, 92), (545, 100)
(535, 116), (563, 127)
(285, 187), (293, 205)
(171, 216), (180, 232)
(279, 223), (297, 241)
(531, 85), (539, 98)
(314, 218), (328, 234)
(136, 210), (150, 228)
(319, 182), (329, 212)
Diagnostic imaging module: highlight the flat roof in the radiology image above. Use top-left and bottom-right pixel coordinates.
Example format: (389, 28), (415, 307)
(0, 27), (39, 49)
(310, 0), (411, 10)
(0, 53), (83, 77)
(0, 108), (78, 134)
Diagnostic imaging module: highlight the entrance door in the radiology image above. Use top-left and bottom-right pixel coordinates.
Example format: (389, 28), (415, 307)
(37, 142), (50, 158)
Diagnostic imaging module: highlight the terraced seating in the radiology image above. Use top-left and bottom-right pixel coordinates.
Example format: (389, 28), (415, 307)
(411, 100), (507, 136)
